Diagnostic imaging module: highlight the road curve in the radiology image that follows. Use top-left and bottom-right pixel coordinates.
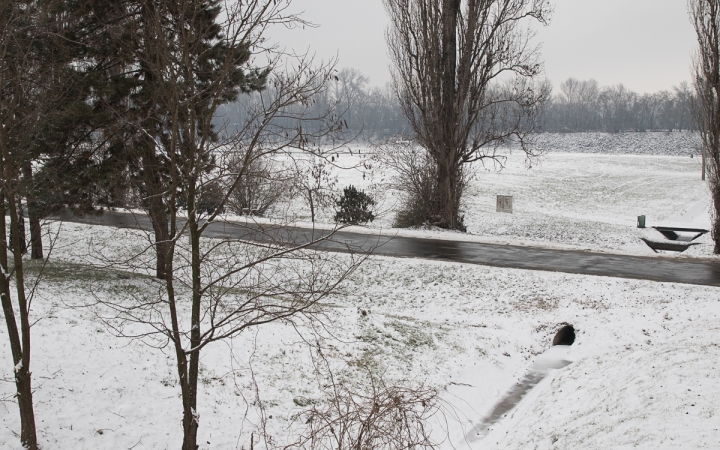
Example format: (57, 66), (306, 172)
(54, 210), (720, 287)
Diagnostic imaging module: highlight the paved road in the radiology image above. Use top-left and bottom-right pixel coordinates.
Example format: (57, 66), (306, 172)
(55, 210), (720, 287)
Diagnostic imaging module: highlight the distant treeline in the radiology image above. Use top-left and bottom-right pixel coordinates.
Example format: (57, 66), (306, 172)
(542, 78), (696, 133)
(216, 69), (697, 141)
(215, 68), (411, 141)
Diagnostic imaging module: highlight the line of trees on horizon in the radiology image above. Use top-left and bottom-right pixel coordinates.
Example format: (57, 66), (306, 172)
(216, 70), (699, 140)
(543, 78), (696, 133)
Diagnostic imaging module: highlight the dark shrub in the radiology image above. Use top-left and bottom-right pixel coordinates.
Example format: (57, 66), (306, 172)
(334, 185), (375, 225)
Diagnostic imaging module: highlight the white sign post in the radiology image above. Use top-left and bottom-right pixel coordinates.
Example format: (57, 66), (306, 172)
(496, 195), (513, 214)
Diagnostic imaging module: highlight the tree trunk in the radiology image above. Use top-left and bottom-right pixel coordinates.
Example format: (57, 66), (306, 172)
(0, 198), (33, 450)
(181, 188), (202, 450)
(142, 152), (170, 281)
(28, 212), (42, 260)
(15, 197), (27, 255)
(148, 203), (169, 280)
(141, 138), (170, 280)
(15, 362), (37, 449)
(169, 312), (199, 450)
(178, 349), (199, 450)
(22, 162), (43, 259)
(308, 188), (315, 223)
(3, 192), (38, 449)
(436, 0), (461, 230)
(434, 156), (461, 230)
(138, 0), (171, 280)
(161, 200), (199, 450)
(713, 182), (720, 254)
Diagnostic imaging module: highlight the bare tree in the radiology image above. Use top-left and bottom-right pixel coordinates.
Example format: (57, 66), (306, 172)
(294, 157), (339, 223)
(332, 68), (369, 131)
(543, 78), (699, 133)
(674, 81), (697, 131)
(384, 0), (551, 229)
(0, 1), (50, 446)
(554, 78), (600, 131)
(597, 84), (637, 132)
(81, 2), (369, 449)
(690, 0), (720, 253)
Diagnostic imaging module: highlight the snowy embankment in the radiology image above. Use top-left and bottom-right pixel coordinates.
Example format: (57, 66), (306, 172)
(0, 222), (718, 449)
(533, 131), (701, 156)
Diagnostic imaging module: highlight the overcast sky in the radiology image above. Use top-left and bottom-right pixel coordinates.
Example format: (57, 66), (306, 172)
(269, 0), (697, 94)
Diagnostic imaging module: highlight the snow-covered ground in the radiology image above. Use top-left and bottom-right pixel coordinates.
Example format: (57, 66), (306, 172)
(0, 135), (718, 448)
(268, 148), (714, 258)
(0, 221), (718, 449)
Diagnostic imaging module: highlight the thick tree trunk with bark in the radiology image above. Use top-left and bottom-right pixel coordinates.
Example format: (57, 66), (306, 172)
(142, 145), (170, 279)
(139, 118), (169, 279)
(436, 0), (462, 229)
(434, 157), (461, 229)
(137, 0), (172, 279)
(28, 211), (42, 260)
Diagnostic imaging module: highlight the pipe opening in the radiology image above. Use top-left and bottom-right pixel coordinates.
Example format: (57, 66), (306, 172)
(552, 325), (575, 346)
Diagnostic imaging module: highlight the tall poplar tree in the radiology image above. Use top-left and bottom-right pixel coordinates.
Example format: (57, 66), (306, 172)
(690, 0), (720, 253)
(384, 0), (551, 229)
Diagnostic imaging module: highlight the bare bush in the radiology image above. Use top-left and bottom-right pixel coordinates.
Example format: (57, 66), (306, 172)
(287, 370), (443, 450)
(374, 140), (469, 229)
(225, 153), (292, 217)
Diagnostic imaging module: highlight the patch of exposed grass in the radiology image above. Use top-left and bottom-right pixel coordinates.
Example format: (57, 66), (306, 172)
(387, 319), (435, 349)
(20, 258), (150, 284)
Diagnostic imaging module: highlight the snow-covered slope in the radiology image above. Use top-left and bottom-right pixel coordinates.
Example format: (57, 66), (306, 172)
(0, 222), (717, 449)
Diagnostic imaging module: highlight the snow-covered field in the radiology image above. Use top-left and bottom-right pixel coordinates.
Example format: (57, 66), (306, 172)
(271, 145), (714, 258)
(0, 134), (718, 449)
(0, 221), (718, 449)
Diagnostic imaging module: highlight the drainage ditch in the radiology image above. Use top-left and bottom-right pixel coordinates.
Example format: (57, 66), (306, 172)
(467, 324), (576, 441)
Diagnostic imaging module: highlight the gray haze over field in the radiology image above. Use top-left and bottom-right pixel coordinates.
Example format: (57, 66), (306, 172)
(269, 0), (696, 93)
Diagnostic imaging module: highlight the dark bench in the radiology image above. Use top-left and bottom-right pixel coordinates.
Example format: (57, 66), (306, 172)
(641, 238), (701, 253)
(641, 226), (709, 253)
(652, 226), (708, 242)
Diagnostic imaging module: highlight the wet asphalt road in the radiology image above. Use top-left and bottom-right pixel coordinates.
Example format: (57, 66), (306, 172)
(55, 210), (720, 287)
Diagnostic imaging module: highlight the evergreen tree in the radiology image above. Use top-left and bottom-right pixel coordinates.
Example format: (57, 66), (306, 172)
(80, 0), (268, 280)
(335, 185), (376, 225)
